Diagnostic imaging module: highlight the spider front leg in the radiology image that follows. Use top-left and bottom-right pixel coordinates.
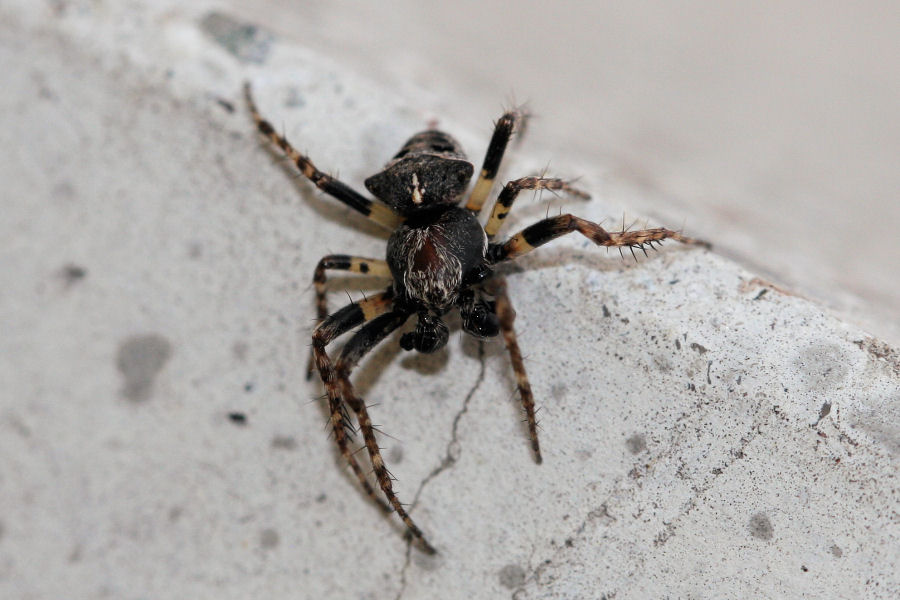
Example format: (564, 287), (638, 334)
(488, 214), (710, 263)
(482, 276), (543, 464)
(483, 177), (590, 239)
(305, 255), (392, 380)
(465, 108), (529, 213)
(332, 312), (438, 555)
(312, 290), (395, 513)
(244, 83), (401, 230)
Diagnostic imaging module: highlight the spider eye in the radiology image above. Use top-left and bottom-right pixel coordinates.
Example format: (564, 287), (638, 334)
(462, 301), (500, 338)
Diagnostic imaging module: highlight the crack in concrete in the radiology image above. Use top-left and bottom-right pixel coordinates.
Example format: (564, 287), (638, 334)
(394, 342), (487, 600)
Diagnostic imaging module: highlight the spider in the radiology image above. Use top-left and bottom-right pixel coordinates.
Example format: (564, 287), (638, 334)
(244, 83), (708, 554)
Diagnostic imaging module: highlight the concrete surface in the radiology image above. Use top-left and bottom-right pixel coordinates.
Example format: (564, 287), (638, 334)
(1, 3), (898, 599)
(215, 0), (900, 347)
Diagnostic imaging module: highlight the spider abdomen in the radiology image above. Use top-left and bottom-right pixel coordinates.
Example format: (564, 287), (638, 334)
(387, 207), (486, 310)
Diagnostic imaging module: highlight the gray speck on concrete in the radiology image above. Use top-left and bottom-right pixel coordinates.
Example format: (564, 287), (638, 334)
(232, 340), (248, 361)
(749, 512), (774, 541)
(271, 435), (297, 450)
(228, 412), (247, 425)
(51, 180), (75, 200)
(852, 406), (900, 456)
(498, 564), (527, 589)
(260, 528), (279, 549)
(550, 381), (568, 398)
(388, 444), (404, 464)
(814, 401), (832, 426)
(60, 263), (87, 283)
(794, 344), (850, 391)
(625, 433), (647, 455)
(652, 353), (673, 372)
(116, 334), (172, 402)
(199, 12), (274, 64)
(830, 544), (843, 557)
(284, 87), (306, 108)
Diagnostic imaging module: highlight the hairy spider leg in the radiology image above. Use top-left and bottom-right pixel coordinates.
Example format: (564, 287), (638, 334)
(333, 312), (438, 555)
(483, 177), (590, 239)
(465, 109), (528, 213)
(484, 276), (543, 464)
(312, 290), (396, 513)
(488, 215), (710, 263)
(305, 255), (392, 380)
(244, 83), (402, 230)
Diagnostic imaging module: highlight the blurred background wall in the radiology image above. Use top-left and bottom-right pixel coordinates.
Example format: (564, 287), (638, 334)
(224, 0), (899, 341)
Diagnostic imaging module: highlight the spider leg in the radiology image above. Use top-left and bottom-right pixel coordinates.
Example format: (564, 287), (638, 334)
(483, 275), (542, 464)
(312, 289), (395, 512)
(244, 83), (402, 230)
(487, 214), (710, 263)
(305, 255), (392, 380)
(483, 176), (590, 239)
(465, 109), (528, 214)
(332, 312), (437, 554)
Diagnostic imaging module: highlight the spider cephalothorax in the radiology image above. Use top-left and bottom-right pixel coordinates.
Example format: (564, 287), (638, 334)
(244, 83), (709, 555)
(364, 130), (474, 215)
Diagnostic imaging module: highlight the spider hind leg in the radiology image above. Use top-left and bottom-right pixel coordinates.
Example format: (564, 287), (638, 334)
(313, 293), (436, 554)
(483, 276), (542, 463)
(312, 291), (395, 513)
(335, 312), (438, 554)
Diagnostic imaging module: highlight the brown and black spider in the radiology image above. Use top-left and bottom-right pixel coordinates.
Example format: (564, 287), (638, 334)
(244, 83), (708, 554)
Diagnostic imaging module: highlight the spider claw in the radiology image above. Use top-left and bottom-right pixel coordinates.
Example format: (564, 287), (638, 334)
(407, 533), (438, 555)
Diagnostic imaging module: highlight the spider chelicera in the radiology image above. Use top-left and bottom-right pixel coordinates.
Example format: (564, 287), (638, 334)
(244, 83), (708, 554)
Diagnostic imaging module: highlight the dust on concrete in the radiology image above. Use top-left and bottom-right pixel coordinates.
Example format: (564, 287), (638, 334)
(60, 263), (87, 284)
(199, 12), (274, 64)
(116, 333), (173, 402)
(498, 563), (526, 589)
(260, 528), (280, 549)
(748, 512), (774, 541)
(625, 433), (647, 455)
(793, 344), (850, 392)
(271, 435), (297, 450)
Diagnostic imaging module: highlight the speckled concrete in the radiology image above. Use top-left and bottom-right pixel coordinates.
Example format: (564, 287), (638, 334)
(1, 3), (897, 599)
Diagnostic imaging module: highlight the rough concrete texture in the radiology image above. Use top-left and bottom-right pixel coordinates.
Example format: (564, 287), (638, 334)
(1, 3), (898, 599)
